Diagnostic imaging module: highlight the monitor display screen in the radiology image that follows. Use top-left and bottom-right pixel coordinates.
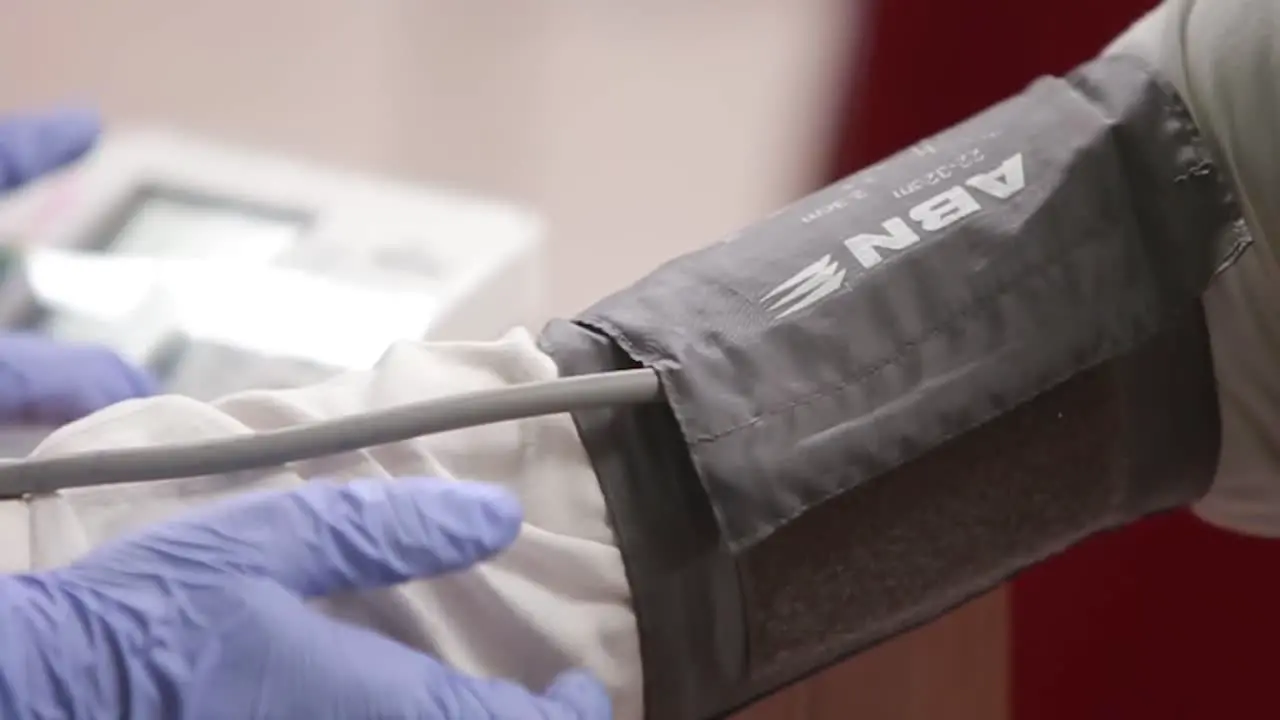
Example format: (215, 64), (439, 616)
(101, 187), (308, 262)
(20, 186), (312, 375)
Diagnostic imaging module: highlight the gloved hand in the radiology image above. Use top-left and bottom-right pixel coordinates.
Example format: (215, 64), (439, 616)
(0, 332), (159, 425)
(0, 107), (100, 191)
(0, 108), (157, 425)
(0, 477), (612, 719)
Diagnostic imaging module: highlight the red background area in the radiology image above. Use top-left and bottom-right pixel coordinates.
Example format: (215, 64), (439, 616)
(828, 1), (1280, 717)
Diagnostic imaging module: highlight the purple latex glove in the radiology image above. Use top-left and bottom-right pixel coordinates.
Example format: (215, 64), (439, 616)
(0, 107), (100, 191)
(0, 109), (157, 424)
(0, 478), (612, 719)
(0, 332), (158, 425)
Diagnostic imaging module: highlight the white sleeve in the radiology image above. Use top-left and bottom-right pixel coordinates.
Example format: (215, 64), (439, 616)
(18, 328), (644, 719)
(1107, 0), (1280, 537)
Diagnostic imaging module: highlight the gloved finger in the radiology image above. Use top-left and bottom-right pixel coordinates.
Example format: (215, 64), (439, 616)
(121, 361), (160, 398)
(543, 670), (615, 719)
(13, 356), (152, 426)
(62, 380), (136, 421)
(425, 662), (613, 719)
(320, 608), (613, 719)
(20, 385), (101, 426)
(97, 347), (160, 399)
(0, 108), (100, 191)
(5, 376), (88, 427)
(191, 478), (524, 597)
(73, 345), (159, 407)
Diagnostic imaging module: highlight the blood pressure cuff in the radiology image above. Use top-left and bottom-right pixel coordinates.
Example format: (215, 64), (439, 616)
(538, 54), (1249, 720)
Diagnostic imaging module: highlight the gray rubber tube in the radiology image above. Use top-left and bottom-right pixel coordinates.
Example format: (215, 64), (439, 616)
(0, 368), (662, 497)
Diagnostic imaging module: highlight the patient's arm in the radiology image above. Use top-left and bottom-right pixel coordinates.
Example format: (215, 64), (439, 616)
(21, 328), (644, 720)
(1109, 0), (1280, 538)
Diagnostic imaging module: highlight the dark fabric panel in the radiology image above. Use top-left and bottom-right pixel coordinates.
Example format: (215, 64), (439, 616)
(731, 306), (1218, 712)
(570, 56), (1243, 551)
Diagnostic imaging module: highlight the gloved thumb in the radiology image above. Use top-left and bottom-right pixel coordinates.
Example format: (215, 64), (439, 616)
(0, 108), (100, 191)
(424, 663), (613, 719)
(544, 669), (614, 718)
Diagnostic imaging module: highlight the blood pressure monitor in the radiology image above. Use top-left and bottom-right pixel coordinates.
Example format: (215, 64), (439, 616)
(0, 128), (545, 404)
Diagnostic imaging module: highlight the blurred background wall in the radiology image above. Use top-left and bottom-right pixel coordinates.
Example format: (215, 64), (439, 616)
(0, 0), (855, 319)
